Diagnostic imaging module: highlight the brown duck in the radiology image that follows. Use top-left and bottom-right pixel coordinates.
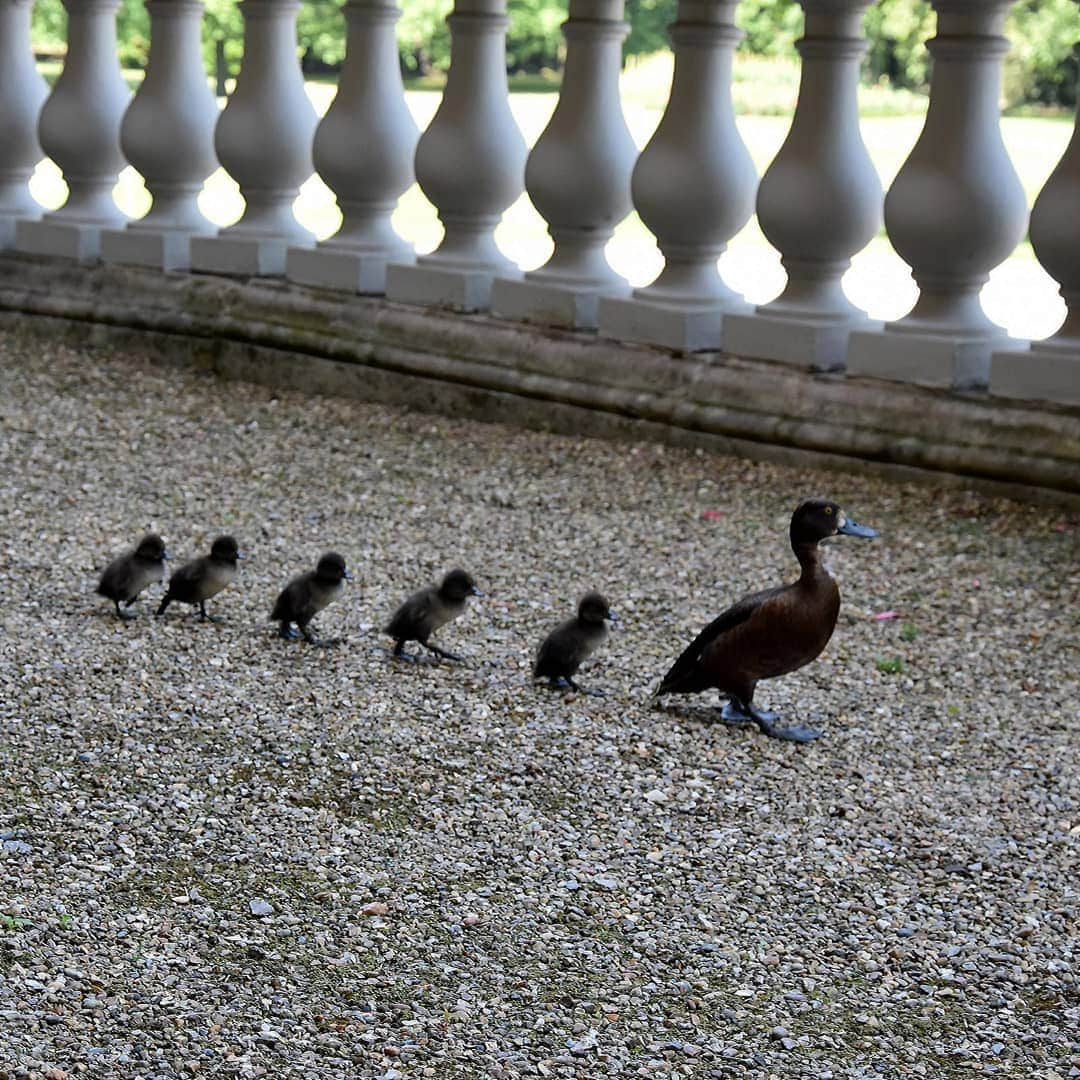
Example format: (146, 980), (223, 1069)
(656, 499), (877, 742)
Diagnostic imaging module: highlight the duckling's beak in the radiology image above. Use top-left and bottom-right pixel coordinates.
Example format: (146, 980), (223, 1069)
(163, 551), (172, 561)
(471, 587), (484, 597)
(837, 518), (878, 539)
(237, 552), (248, 560)
(607, 611), (619, 623)
(343, 570), (353, 581)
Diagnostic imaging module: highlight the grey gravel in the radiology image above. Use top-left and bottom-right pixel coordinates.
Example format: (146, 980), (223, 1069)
(0, 332), (1077, 1079)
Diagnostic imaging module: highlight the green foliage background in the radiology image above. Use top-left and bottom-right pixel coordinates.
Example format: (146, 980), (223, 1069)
(30, 0), (1080, 107)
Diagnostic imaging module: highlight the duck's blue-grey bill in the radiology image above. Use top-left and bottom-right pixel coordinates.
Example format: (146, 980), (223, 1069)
(838, 519), (878, 538)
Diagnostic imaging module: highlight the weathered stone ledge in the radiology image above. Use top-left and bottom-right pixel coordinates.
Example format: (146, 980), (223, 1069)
(0, 253), (1077, 505)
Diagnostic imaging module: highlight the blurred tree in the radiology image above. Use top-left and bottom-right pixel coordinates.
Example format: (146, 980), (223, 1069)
(26, 0), (1080, 108)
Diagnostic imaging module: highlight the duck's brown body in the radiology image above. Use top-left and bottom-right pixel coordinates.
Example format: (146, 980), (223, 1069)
(658, 547), (839, 705)
(657, 499), (876, 742)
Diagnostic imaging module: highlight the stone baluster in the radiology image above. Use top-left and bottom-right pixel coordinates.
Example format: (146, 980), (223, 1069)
(723, 0), (881, 368)
(190, 0), (317, 276)
(991, 106), (1080, 404)
(847, 0), (1028, 389)
(597, 0), (756, 351)
(386, 0), (526, 312)
(0, 0), (49, 249)
(286, 0), (418, 293)
(16, 0), (131, 262)
(101, 0), (219, 270)
(490, 0), (636, 330)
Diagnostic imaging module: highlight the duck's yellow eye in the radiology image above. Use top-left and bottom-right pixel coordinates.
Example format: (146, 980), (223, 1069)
(824, 507), (833, 515)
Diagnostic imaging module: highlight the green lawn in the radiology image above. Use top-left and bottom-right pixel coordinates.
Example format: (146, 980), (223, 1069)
(28, 57), (1072, 340)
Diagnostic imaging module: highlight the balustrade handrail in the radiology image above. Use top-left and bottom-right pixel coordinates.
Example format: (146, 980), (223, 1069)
(0, 0), (1075, 416)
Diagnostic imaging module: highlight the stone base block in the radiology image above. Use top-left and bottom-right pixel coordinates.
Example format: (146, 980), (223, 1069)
(16, 218), (109, 263)
(990, 343), (1080, 406)
(190, 234), (300, 277)
(491, 276), (628, 332)
(100, 228), (200, 271)
(1, 214), (36, 251)
(286, 245), (412, 295)
(846, 325), (1009, 390)
(722, 311), (879, 371)
(386, 261), (500, 313)
(598, 294), (749, 353)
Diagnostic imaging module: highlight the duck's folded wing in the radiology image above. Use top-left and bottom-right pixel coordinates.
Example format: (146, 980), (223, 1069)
(657, 585), (784, 695)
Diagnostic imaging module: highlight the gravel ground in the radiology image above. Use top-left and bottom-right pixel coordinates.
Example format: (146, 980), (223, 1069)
(0, 331), (1077, 1080)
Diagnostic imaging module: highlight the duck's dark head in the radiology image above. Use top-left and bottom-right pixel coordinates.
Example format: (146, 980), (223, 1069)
(210, 535), (244, 562)
(440, 568), (482, 600)
(316, 551), (350, 583)
(135, 534), (168, 562)
(790, 499), (878, 548)
(578, 591), (616, 625)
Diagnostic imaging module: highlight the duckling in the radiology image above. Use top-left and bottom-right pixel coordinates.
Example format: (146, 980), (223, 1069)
(271, 552), (351, 645)
(96, 533), (169, 619)
(656, 499), (878, 742)
(157, 535), (244, 621)
(385, 568), (481, 661)
(534, 591), (616, 696)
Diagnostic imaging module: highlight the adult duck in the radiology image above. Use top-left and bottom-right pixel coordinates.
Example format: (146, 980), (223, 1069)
(656, 498), (877, 742)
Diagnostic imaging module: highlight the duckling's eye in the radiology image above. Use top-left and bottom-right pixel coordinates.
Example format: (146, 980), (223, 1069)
(823, 507), (833, 515)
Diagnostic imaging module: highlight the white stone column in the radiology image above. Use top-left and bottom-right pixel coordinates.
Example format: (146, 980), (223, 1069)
(101, 0), (219, 270)
(847, 0), (1028, 389)
(723, 0), (881, 369)
(991, 106), (1080, 404)
(15, 0), (131, 262)
(0, 0), (49, 249)
(190, 0), (317, 276)
(597, 0), (756, 351)
(490, 0), (636, 330)
(386, 0), (526, 312)
(286, 0), (418, 293)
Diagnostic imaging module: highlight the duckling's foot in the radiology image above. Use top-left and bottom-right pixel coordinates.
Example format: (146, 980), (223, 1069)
(543, 676), (573, 692)
(278, 623), (300, 641)
(114, 602), (137, 621)
(547, 676), (605, 697)
(422, 642), (463, 662)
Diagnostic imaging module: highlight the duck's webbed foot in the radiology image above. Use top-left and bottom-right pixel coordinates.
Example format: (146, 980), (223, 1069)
(724, 698), (822, 742)
(114, 601), (137, 621)
(719, 698), (774, 726)
(752, 704), (822, 743)
(279, 623), (300, 641)
(391, 641), (420, 662)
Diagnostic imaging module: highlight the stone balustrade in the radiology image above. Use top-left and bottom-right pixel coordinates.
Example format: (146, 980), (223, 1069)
(0, 0), (1076, 413)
